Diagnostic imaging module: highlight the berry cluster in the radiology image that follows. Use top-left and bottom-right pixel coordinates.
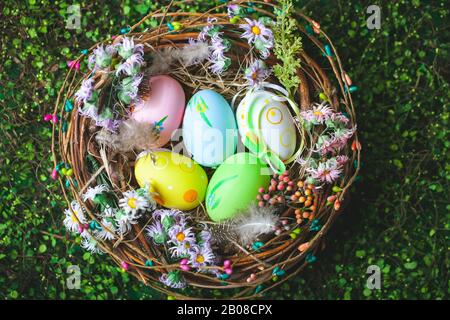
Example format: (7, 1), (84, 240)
(257, 171), (316, 224)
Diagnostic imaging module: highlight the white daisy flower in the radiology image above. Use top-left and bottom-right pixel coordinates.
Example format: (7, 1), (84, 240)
(81, 233), (104, 254)
(96, 216), (117, 241)
(82, 184), (109, 202)
(119, 190), (150, 215)
(114, 208), (140, 235)
(102, 205), (116, 217)
(63, 201), (87, 233)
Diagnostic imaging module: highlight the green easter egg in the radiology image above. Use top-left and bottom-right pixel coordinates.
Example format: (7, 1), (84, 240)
(205, 152), (271, 222)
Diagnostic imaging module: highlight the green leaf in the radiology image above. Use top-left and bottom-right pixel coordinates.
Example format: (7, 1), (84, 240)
(38, 244), (47, 253)
(404, 261), (417, 270)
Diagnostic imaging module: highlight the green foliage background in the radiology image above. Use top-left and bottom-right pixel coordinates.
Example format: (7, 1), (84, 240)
(0, 0), (448, 299)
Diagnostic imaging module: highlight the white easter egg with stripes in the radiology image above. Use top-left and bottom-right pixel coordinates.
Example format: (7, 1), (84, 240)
(236, 90), (296, 161)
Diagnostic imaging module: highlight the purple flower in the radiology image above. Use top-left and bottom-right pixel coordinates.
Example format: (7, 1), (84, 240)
(78, 101), (98, 119)
(116, 53), (145, 76)
(146, 220), (167, 245)
(168, 241), (195, 258)
(116, 37), (144, 60)
(245, 59), (271, 86)
(188, 244), (215, 268)
(227, 4), (241, 18)
(198, 17), (218, 41)
(168, 224), (196, 246)
(153, 209), (185, 230)
(89, 44), (116, 70)
(97, 119), (121, 132)
(240, 18), (273, 58)
(159, 271), (186, 289)
(75, 78), (95, 104)
(118, 74), (143, 104)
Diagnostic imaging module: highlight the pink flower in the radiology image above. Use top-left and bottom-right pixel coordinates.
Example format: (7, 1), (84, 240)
(336, 155), (349, 166)
(301, 103), (333, 124)
(307, 159), (342, 183)
(330, 112), (350, 125)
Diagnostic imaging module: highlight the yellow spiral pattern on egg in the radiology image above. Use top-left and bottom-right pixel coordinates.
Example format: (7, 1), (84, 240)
(265, 107), (283, 125)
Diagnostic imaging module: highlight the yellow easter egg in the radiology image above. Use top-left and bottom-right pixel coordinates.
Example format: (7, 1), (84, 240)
(134, 151), (208, 210)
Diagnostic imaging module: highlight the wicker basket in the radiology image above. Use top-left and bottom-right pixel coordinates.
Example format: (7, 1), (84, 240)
(51, 0), (360, 299)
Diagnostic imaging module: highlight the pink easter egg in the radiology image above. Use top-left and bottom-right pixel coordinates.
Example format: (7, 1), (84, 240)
(131, 75), (185, 147)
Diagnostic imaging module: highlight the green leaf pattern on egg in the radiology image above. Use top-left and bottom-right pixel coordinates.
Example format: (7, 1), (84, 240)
(188, 95), (213, 128)
(205, 174), (238, 210)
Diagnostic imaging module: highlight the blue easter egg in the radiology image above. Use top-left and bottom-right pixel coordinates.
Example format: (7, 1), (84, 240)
(182, 89), (238, 167)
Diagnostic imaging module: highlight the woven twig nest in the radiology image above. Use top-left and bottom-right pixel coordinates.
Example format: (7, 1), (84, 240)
(51, 0), (360, 299)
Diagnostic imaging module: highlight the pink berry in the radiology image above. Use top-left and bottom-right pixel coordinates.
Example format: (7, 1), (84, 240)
(223, 260), (231, 268)
(283, 176), (290, 183)
(180, 258), (188, 265)
(43, 114), (52, 121)
(180, 265), (190, 271)
(268, 186), (275, 192)
(286, 186), (293, 191)
(258, 187), (265, 193)
(277, 196), (283, 202)
(288, 181), (294, 186)
(225, 267), (233, 275)
(121, 261), (129, 271)
(51, 114), (58, 124)
(258, 201), (265, 207)
(263, 194), (270, 201)
(51, 169), (58, 180)
(277, 184), (285, 191)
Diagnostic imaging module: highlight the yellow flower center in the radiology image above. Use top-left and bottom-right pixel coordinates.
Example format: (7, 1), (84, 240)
(71, 211), (78, 223)
(176, 232), (186, 242)
(196, 254), (205, 263)
(251, 72), (258, 80)
(184, 242), (191, 249)
(313, 111), (323, 116)
(251, 26), (261, 35)
(127, 197), (137, 209)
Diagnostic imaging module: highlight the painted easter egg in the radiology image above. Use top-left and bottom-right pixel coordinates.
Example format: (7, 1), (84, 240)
(236, 90), (297, 163)
(205, 152), (270, 222)
(183, 89), (238, 167)
(132, 75), (185, 147)
(135, 151), (208, 210)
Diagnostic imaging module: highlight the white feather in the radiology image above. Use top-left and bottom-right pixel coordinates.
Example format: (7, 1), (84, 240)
(232, 205), (278, 246)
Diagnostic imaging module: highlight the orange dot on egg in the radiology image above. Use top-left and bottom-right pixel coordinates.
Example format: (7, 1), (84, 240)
(183, 189), (198, 203)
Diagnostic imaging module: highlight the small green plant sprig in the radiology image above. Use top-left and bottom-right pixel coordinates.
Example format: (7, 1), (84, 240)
(272, 0), (302, 98)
